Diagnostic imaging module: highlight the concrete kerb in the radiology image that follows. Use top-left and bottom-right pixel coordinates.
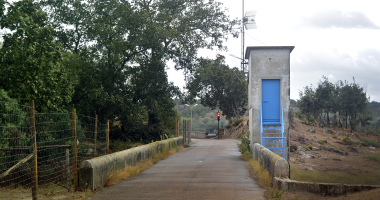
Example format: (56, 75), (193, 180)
(252, 143), (380, 196)
(191, 132), (206, 139)
(252, 143), (289, 184)
(274, 178), (380, 196)
(79, 137), (184, 191)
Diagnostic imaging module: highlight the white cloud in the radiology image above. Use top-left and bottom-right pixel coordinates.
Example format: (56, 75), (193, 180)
(301, 10), (380, 29)
(167, 0), (380, 102)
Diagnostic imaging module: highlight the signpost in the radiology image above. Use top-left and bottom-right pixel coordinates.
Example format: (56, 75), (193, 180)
(217, 111), (220, 139)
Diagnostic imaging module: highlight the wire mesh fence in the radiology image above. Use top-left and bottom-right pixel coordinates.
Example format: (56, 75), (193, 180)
(0, 101), (33, 199)
(0, 101), (109, 199)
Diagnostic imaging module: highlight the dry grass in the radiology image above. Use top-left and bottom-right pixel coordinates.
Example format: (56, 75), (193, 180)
(105, 145), (184, 187)
(247, 158), (272, 188)
(290, 165), (380, 185)
(364, 153), (380, 162)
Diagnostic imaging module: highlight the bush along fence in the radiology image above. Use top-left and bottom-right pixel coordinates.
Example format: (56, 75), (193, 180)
(0, 101), (191, 199)
(0, 100), (109, 200)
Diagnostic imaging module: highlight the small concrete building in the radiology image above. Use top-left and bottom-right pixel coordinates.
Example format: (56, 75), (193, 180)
(245, 46), (294, 162)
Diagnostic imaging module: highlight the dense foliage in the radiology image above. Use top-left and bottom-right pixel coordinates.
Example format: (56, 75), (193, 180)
(177, 102), (227, 133)
(298, 76), (375, 133)
(0, 0), (238, 142)
(185, 55), (248, 122)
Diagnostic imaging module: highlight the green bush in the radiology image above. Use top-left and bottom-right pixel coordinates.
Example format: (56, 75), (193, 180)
(360, 138), (380, 148)
(239, 132), (251, 160)
(232, 118), (243, 126)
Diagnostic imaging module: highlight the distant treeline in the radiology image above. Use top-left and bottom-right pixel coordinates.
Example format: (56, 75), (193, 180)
(297, 76), (380, 133)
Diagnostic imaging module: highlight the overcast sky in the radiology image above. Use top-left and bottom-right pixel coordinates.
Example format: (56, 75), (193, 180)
(167, 0), (380, 102)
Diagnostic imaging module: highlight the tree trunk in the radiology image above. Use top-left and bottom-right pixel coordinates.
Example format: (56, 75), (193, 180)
(345, 111), (348, 129)
(148, 101), (156, 131)
(327, 112), (330, 125)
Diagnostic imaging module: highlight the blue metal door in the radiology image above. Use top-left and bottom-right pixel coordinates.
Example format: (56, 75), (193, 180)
(262, 79), (280, 123)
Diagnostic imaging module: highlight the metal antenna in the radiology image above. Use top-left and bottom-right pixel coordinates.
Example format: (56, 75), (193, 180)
(241, 0), (245, 73)
(241, 1), (257, 76)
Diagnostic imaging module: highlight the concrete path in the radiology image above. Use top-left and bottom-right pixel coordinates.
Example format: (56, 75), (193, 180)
(90, 139), (265, 200)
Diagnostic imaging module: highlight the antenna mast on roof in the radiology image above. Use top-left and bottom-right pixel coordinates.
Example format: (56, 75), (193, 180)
(241, 0), (257, 74)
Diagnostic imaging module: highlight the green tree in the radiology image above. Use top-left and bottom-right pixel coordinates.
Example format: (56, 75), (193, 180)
(0, 0), (73, 111)
(38, 0), (238, 141)
(186, 55), (247, 121)
(315, 76), (335, 123)
(298, 85), (316, 123)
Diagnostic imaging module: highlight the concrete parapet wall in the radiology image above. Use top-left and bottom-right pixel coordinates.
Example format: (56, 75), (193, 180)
(191, 132), (206, 139)
(252, 143), (289, 183)
(79, 137), (183, 191)
(274, 177), (380, 196)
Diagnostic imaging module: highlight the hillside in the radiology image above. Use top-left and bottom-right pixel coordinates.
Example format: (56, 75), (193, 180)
(225, 116), (380, 186)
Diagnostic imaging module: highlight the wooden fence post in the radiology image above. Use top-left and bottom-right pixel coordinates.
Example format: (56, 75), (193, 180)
(66, 149), (71, 191)
(94, 114), (98, 157)
(29, 100), (38, 200)
(175, 119), (178, 137)
(187, 120), (191, 144)
(182, 120), (185, 144)
(72, 108), (78, 191)
(106, 120), (109, 154)
(184, 120), (186, 144)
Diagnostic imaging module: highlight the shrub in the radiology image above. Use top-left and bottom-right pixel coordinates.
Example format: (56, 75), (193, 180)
(365, 153), (380, 162)
(232, 118), (243, 126)
(360, 138), (380, 148)
(239, 132), (251, 160)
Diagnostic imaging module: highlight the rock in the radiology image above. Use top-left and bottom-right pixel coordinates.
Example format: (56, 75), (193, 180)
(369, 147), (376, 150)
(86, 148), (94, 155)
(299, 151), (306, 155)
(336, 131), (344, 136)
(342, 137), (352, 145)
(297, 146), (304, 151)
(290, 145), (298, 152)
(328, 147), (345, 155)
(313, 147), (320, 150)
(307, 128), (316, 133)
(323, 128), (333, 134)
(297, 136), (306, 144)
(290, 158), (295, 162)
(305, 167), (314, 171)
(301, 154), (315, 159)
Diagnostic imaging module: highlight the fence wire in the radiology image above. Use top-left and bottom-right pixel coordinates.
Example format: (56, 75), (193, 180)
(0, 101), (109, 199)
(0, 101), (32, 199)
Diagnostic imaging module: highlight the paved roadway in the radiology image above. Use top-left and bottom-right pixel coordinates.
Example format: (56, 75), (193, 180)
(90, 139), (265, 200)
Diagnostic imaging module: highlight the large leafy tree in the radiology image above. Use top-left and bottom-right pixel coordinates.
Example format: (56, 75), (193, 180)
(0, 0), (73, 111)
(298, 76), (370, 132)
(186, 55), (247, 121)
(37, 0), (238, 140)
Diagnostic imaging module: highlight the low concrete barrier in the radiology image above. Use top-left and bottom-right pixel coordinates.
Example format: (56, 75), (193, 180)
(252, 143), (289, 183)
(79, 137), (183, 191)
(191, 132), (206, 139)
(274, 177), (380, 196)
(252, 143), (380, 196)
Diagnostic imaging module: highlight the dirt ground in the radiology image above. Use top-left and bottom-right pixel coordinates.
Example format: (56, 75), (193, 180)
(289, 118), (380, 178)
(224, 117), (380, 199)
(219, 117), (249, 139)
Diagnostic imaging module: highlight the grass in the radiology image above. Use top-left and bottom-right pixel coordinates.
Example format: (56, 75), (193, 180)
(109, 139), (143, 153)
(360, 138), (380, 148)
(105, 145), (184, 186)
(0, 185), (95, 200)
(290, 165), (380, 185)
(364, 153), (380, 162)
(247, 158), (272, 188)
